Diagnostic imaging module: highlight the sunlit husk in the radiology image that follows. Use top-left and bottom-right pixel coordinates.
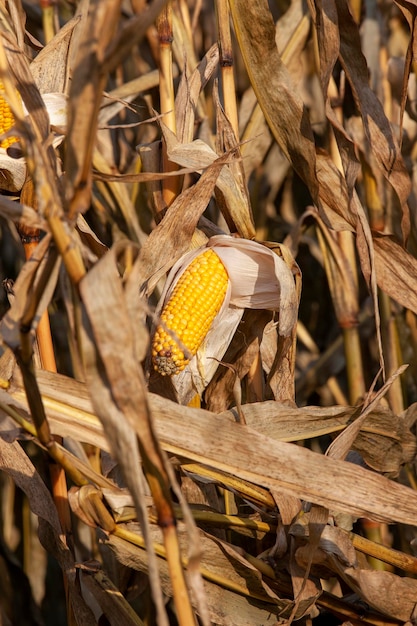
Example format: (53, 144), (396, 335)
(0, 92), (66, 192)
(154, 235), (298, 402)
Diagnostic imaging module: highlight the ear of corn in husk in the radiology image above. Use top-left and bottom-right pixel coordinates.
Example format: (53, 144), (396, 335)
(0, 83), (67, 192)
(151, 235), (299, 402)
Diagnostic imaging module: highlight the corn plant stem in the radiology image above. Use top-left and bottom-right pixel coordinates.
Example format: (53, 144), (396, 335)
(246, 350), (264, 403)
(315, 226), (365, 405)
(362, 158), (385, 232)
(40, 0), (57, 44)
(362, 157), (404, 412)
(297, 320), (348, 405)
(47, 214), (86, 285)
(355, 520), (393, 571)
(175, 508), (275, 534)
(19, 218), (76, 591)
(182, 463), (275, 508)
(141, 462), (196, 626)
(347, 153), (393, 560)
(215, 0), (239, 138)
(379, 47), (405, 412)
(157, 2), (180, 208)
(22, 241), (57, 373)
(176, 0), (193, 47)
(327, 104), (365, 406)
(378, 290), (404, 413)
(341, 326), (366, 405)
(163, 524), (197, 625)
(349, 0), (362, 24)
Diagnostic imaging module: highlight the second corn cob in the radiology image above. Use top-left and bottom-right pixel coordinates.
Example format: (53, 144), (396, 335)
(0, 81), (19, 149)
(152, 248), (229, 375)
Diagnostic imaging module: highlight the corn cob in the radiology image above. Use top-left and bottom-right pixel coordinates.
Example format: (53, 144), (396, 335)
(152, 248), (229, 375)
(0, 81), (18, 149)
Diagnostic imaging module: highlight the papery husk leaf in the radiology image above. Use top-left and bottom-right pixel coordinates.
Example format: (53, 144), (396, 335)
(209, 236), (298, 335)
(171, 305), (244, 406)
(204, 309), (274, 412)
(0, 153), (26, 192)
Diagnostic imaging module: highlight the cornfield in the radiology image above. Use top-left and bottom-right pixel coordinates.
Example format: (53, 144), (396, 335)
(1, 0), (417, 624)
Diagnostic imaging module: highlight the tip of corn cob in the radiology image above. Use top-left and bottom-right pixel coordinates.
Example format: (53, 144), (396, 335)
(152, 248), (229, 376)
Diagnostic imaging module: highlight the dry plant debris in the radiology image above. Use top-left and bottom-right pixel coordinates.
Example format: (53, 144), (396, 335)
(0, 0), (416, 625)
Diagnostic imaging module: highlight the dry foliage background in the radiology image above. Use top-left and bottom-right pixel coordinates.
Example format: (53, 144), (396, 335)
(0, 0), (417, 624)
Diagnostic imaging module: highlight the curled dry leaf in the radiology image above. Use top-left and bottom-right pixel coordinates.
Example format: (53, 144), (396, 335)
(332, 557), (417, 621)
(162, 126), (256, 240)
(291, 512), (417, 620)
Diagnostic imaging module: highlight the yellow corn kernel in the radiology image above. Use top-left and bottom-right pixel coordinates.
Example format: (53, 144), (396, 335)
(0, 81), (18, 149)
(152, 248), (229, 375)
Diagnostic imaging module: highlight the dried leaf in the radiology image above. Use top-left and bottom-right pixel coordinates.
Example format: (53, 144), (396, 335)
(162, 128), (256, 239)
(0, 430), (96, 625)
(8, 367), (417, 526)
(335, 563), (417, 620)
(30, 15), (80, 94)
(229, 0), (319, 203)
(336, 0), (411, 238)
(107, 533), (287, 625)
